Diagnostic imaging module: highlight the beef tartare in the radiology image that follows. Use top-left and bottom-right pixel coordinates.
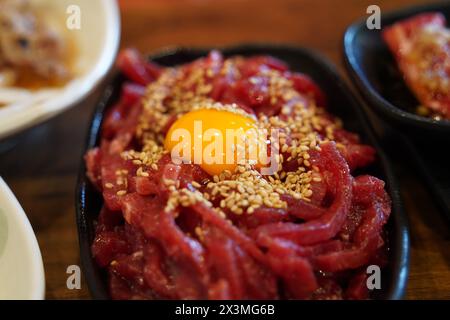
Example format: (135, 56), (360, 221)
(85, 49), (391, 300)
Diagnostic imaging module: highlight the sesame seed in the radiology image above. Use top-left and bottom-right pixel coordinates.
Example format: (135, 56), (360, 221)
(105, 183), (114, 189)
(116, 190), (127, 196)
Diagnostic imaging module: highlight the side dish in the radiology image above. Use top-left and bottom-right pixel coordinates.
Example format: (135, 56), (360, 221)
(383, 12), (450, 120)
(85, 49), (392, 300)
(0, 0), (72, 94)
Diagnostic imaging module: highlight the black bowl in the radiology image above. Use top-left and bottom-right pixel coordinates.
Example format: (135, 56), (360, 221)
(76, 44), (410, 300)
(343, 1), (450, 138)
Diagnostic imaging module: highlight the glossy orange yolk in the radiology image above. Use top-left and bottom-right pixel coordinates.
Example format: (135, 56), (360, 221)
(164, 108), (266, 176)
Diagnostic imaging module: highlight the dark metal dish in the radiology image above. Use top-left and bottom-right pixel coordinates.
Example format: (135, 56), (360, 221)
(76, 44), (410, 300)
(343, 1), (450, 137)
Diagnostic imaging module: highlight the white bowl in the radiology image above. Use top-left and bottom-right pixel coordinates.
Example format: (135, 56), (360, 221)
(0, 0), (120, 140)
(0, 177), (45, 299)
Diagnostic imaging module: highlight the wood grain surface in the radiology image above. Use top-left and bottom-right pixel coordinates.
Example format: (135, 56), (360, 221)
(0, 0), (448, 300)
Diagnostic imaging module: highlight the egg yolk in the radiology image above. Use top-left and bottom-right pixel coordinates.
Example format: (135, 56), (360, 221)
(164, 108), (267, 176)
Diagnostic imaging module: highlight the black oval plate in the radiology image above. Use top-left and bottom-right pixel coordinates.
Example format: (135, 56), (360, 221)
(343, 1), (450, 137)
(76, 44), (410, 300)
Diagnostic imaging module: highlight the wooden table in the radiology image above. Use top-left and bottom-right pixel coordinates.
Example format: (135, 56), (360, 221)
(0, 0), (448, 300)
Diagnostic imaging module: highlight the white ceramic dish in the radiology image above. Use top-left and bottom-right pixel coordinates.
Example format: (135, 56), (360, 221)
(0, 0), (121, 140)
(0, 177), (45, 299)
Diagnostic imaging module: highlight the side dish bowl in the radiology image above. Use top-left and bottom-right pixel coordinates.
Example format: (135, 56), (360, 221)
(343, 1), (450, 137)
(76, 44), (410, 300)
(0, 0), (120, 140)
(0, 177), (45, 300)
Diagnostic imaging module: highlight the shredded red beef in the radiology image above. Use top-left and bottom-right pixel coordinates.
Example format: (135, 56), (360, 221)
(86, 49), (390, 300)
